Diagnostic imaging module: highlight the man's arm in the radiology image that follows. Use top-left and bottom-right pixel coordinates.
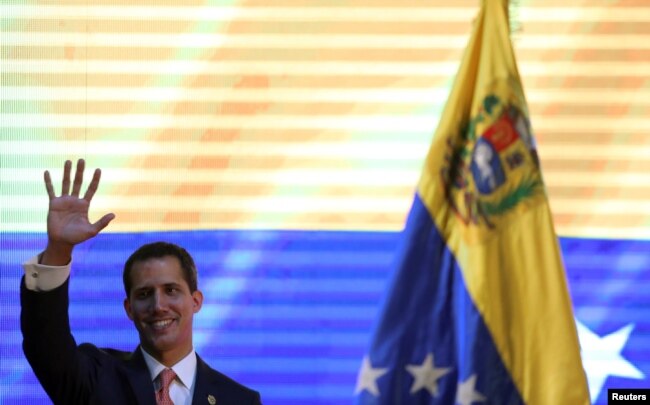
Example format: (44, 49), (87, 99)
(21, 159), (115, 404)
(41, 159), (115, 266)
(22, 159), (115, 292)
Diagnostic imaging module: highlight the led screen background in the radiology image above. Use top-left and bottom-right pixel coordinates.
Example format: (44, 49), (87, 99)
(1, 0), (649, 404)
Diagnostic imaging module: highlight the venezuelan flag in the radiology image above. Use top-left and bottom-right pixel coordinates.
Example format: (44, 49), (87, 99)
(355, 0), (590, 403)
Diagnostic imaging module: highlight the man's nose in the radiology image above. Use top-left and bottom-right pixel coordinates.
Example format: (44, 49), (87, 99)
(151, 290), (168, 311)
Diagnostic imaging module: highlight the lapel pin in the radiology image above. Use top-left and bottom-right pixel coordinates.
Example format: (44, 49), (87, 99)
(207, 394), (216, 405)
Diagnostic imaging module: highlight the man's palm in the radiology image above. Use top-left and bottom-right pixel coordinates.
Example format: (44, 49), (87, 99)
(48, 196), (100, 245)
(44, 160), (115, 248)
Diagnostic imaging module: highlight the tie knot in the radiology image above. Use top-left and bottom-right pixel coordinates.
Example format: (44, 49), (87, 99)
(158, 368), (176, 390)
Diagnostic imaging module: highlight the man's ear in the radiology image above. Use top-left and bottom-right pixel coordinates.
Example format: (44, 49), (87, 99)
(191, 290), (203, 314)
(124, 298), (134, 320)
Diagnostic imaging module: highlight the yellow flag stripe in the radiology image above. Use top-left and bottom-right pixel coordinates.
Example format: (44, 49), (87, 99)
(417, 1), (590, 403)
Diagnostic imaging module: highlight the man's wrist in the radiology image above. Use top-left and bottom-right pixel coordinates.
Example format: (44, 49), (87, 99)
(41, 241), (74, 266)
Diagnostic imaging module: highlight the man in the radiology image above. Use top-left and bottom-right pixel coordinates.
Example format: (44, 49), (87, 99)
(21, 159), (262, 405)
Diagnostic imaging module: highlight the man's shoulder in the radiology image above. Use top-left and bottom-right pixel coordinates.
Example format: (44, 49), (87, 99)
(203, 365), (256, 392)
(78, 343), (134, 362)
(197, 355), (261, 402)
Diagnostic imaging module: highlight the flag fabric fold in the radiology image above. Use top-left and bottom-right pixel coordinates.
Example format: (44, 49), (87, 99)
(355, 0), (590, 404)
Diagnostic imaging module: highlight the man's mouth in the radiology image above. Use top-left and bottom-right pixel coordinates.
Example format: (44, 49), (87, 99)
(149, 319), (174, 330)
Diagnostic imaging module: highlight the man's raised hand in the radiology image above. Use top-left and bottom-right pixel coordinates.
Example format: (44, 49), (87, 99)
(41, 159), (115, 265)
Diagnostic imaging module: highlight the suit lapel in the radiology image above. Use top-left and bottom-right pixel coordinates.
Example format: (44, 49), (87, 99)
(124, 347), (157, 405)
(192, 355), (220, 405)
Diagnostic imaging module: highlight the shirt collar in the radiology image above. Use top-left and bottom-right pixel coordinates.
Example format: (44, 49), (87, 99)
(140, 347), (197, 391)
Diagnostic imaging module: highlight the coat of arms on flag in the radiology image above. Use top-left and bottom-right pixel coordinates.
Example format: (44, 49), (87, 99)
(440, 81), (543, 233)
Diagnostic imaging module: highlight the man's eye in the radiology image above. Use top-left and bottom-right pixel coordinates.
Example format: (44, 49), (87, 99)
(136, 291), (151, 299)
(167, 287), (178, 294)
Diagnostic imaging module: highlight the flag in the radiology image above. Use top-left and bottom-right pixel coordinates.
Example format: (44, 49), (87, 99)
(355, 0), (590, 404)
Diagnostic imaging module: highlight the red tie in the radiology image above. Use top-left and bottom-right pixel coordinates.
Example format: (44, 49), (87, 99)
(155, 368), (176, 405)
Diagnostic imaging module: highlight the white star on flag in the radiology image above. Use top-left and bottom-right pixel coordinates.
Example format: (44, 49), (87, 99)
(355, 356), (389, 396)
(406, 353), (452, 396)
(576, 320), (645, 401)
(456, 374), (486, 405)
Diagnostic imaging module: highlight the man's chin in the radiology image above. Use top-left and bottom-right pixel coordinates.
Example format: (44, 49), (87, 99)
(141, 334), (177, 354)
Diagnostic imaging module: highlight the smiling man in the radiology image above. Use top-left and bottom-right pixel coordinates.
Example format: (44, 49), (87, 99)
(20, 159), (262, 405)
(124, 243), (204, 369)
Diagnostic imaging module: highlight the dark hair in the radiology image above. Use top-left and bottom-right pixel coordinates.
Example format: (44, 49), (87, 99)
(123, 241), (198, 296)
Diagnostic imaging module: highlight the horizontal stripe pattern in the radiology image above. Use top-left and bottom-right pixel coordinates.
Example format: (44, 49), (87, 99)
(7, 33), (650, 49)
(3, 5), (650, 22)
(1, 0), (649, 239)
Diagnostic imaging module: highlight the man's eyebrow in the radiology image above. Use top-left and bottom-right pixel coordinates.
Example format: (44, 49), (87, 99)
(131, 287), (151, 297)
(132, 282), (183, 291)
(163, 282), (183, 288)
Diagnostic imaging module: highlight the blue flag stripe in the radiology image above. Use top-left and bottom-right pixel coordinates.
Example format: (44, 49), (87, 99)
(359, 195), (523, 404)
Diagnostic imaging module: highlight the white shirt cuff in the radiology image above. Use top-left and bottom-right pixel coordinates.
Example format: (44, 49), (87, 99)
(22, 254), (71, 291)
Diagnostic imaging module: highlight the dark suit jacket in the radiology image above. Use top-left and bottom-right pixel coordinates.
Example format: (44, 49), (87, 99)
(21, 278), (261, 405)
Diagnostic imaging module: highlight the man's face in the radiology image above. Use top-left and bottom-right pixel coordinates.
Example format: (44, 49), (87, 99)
(124, 255), (203, 365)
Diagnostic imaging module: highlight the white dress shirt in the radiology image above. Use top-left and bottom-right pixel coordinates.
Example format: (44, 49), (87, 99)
(142, 347), (197, 405)
(22, 254), (70, 292)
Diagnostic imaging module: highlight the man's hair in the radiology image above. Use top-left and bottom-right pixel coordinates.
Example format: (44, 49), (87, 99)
(123, 241), (198, 296)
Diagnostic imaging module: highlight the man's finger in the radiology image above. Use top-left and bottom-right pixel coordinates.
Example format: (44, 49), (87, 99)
(61, 160), (72, 196)
(83, 168), (101, 202)
(91, 213), (116, 234)
(71, 159), (85, 197)
(43, 170), (56, 201)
